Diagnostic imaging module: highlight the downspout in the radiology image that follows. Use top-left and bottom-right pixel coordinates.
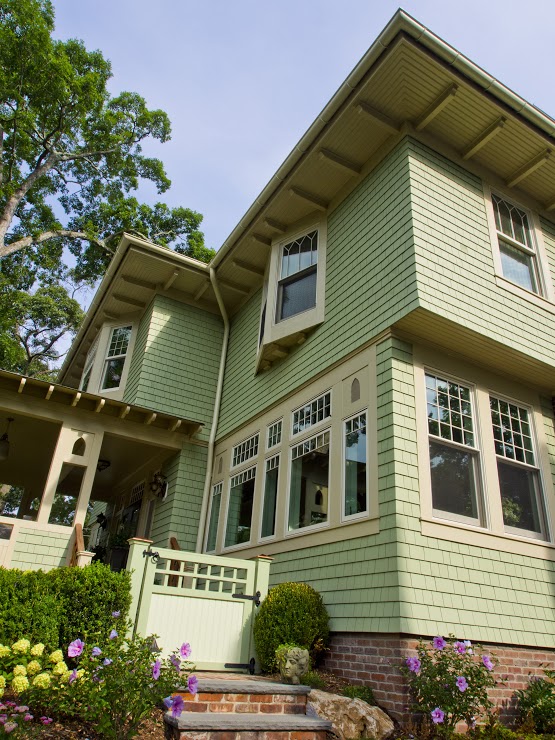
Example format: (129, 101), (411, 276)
(195, 266), (229, 552)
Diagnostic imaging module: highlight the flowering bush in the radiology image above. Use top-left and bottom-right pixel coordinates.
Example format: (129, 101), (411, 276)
(515, 668), (555, 733)
(0, 700), (52, 737)
(400, 636), (497, 733)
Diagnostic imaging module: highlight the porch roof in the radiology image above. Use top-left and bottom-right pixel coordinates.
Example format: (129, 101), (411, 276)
(0, 369), (203, 438)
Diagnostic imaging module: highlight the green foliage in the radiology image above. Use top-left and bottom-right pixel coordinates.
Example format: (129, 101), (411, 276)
(0, 564), (131, 649)
(400, 636), (497, 733)
(253, 582), (329, 672)
(300, 670), (326, 690)
(516, 669), (555, 734)
(342, 684), (376, 705)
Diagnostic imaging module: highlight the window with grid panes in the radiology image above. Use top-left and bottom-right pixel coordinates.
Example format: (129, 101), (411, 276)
(225, 467), (256, 547)
(344, 412), (368, 518)
(425, 373), (482, 525)
(490, 396), (547, 538)
(292, 391), (331, 435)
(277, 231), (318, 322)
(289, 431), (330, 531)
(231, 434), (259, 468)
(101, 326), (132, 390)
(267, 420), (282, 449)
(492, 194), (540, 294)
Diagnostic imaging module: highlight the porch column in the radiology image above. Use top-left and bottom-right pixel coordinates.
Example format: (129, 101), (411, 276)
(37, 424), (104, 525)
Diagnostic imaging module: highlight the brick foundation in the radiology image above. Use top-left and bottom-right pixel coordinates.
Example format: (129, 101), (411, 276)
(164, 732), (326, 740)
(177, 692), (307, 716)
(323, 632), (555, 724)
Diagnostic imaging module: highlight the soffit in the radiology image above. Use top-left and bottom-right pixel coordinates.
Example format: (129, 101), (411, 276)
(215, 35), (555, 300)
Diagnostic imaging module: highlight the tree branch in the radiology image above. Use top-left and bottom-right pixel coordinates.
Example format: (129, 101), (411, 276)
(0, 230), (112, 259)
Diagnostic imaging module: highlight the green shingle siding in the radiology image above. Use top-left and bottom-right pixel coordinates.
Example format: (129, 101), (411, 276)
(11, 528), (72, 570)
(123, 296), (223, 440)
(218, 140), (419, 440)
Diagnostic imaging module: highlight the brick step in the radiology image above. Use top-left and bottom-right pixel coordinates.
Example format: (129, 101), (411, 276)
(176, 680), (310, 715)
(163, 711), (332, 740)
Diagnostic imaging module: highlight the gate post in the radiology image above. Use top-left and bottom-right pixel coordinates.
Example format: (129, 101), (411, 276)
(126, 537), (156, 637)
(250, 555), (273, 670)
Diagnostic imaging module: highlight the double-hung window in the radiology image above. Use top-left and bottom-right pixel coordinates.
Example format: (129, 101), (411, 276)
(490, 396), (547, 538)
(101, 325), (132, 391)
(277, 231), (318, 322)
(425, 373), (482, 525)
(491, 194), (540, 294)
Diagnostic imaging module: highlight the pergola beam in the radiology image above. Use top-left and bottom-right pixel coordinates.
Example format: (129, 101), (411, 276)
(506, 149), (551, 188)
(414, 83), (458, 131)
(462, 117), (506, 160)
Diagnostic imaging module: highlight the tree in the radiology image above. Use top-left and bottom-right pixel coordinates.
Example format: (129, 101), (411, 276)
(0, 280), (84, 378)
(0, 0), (214, 286)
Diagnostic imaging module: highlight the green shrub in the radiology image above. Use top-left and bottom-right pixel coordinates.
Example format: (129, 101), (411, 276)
(301, 670), (326, 690)
(0, 564), (131, 649)
(516, 669), (555, 734)
(342, 684), (376, 705)
(253, 581), (329, 672)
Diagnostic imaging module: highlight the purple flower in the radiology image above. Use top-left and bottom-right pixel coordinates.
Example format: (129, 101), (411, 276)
(464, 640), (473, 655)
(163, 696), (173, 709)
(180, 642), (192, 659)
(40, 717), (53, 725)
(152, 659), (161, 680)
(187, 674), (198, 695)
(109, 630), (118, 640)
(456, 676), (468, 692)
(432, 636), (446, 650)
(69, 669), (78, 684)
(405, 657), (421, 673)
(170, 655), (181, 671)
(24, 714), (33, 722)
(482, 655), (494, 671)
(103, 658), (113, 666)
(16, 707), (28, 713)
(112, 611), (121, 618)
(0, 715), (6, 725)
(431, 708), (445, 724)
(454, 641), (466, 654)
(68, 638), (85, 658)
(4, 722), (17, 734)
(171, 695), (184, 718)
(92, 647), (102, 657)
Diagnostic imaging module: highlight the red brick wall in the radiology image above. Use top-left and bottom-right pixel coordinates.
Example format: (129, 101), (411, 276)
(323, 632), (555, 725)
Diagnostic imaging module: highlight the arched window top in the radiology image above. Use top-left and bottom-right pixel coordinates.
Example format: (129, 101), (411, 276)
(351, 378), (361, 403)
(72, 438), (86, 456)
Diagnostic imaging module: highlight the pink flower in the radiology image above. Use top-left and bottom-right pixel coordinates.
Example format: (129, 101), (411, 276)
(69, 669), (78, 684)
(405, 657), (421, 673)
(24, 714), (33, 722)
(152, 659), (161, 680)
(432, 636), (446, 650)
(187, 674), (198, 695)
(40, 717), (53, 725)
(180, 642), (192, 659)
(4, 722), (17, 734)
(68, 638), (85, 658)
(482, 655), (494, 671)
(454, 641), (466, 654)
(92, 647), (102, 657)
(456, 676), (468, 692)
(431, 708), (445, 724)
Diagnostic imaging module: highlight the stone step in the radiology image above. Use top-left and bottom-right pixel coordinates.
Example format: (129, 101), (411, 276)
(164, 710), (332, 740)
(175, 680), (310, 715)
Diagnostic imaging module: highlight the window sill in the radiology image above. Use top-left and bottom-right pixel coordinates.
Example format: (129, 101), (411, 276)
(495, 274), (555, 314)
(421, 517), (555, 560)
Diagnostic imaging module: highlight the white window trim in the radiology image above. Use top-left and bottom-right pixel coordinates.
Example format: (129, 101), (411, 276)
(78, 322), (136, 398)
(285, 428), (332, 539)
(291, 389), (332, 438)
(100, 324), (133, 393)
(231, 432), (260, 470)
(414, 350), (555, 548)
(258, 453), (280, 543)
(222, 464), (257, 552)
(266, 419), (283, 450)
(483, 184), (554, 303)
(257, 217), (327, 370)
(204, 481), (223, 553)
(341, 410), (370, 523)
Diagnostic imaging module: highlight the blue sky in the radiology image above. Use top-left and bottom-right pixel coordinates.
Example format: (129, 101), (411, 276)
(51, 0), (555, 254)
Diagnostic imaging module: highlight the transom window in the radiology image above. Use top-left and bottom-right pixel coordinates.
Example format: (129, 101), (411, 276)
(425, 373), (482, 525)
(490, 397), (546, 538)
(292, 391), (331, 436)
(231, 433), (259, 468)
(267, 420), (282, 449)
(101, 325), (132, 391)
(277, 230), (318, 322)
(492, 194), (540, 294)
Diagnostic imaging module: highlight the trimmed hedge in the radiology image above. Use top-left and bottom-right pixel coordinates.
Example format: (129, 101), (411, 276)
(253, 581), (329, 672)
(0, 563), (131, 649)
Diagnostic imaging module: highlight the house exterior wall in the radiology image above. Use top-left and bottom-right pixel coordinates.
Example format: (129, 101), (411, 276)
(218, 139), (419, 440)
(123, 295), (224, 442)
(10, 525), (73, 570)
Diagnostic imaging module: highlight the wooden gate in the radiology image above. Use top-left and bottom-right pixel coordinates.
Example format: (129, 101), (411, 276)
(126, 538), (272, 671)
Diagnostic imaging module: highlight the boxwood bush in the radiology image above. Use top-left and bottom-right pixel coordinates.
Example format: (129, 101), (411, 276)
(0, 563), (131, 649)
(253, 581), (329, 672)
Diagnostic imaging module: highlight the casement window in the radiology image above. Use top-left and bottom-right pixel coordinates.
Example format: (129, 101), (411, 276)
(261, 455), (280, 539)
(491, 194), (541, 295)
(231, 433), (259, 468)
(101, 325), (132, 391)
(205, 482), (222, 552)
(292, 391), (331, 436)
(277, 231), (318, 322)
(288, 430), (330, 532)
(225, 466), (256, 548)
(425, 373), (482, 525)
(344, 411), (368, 519)
(490, 396), (547, 538)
